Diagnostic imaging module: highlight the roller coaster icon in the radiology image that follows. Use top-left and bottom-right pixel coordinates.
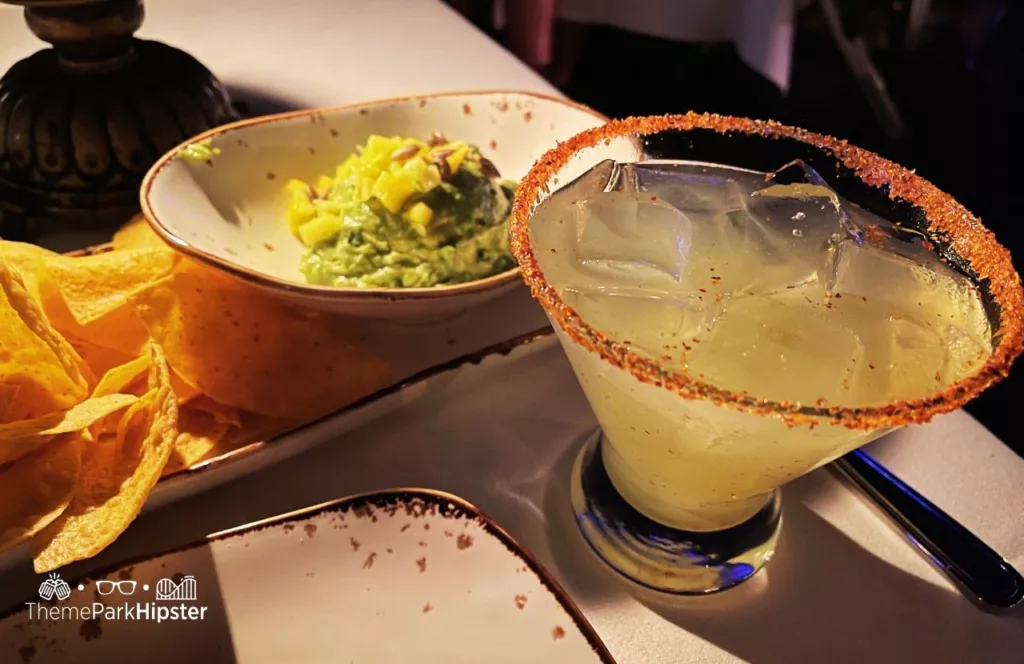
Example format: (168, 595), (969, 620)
(155, 575), (197, 601)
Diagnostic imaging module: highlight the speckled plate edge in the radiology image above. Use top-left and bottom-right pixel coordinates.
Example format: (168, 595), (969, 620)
(0, 488), (617, 664)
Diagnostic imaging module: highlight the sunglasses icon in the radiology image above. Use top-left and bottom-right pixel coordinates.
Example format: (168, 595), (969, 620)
(95, 580), (137, 596)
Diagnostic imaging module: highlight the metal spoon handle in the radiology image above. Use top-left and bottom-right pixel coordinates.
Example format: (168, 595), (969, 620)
(832, 449), (1024, 613)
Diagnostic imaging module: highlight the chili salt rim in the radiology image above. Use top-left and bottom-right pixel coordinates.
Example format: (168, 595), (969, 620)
(509, 112), (1024, 430)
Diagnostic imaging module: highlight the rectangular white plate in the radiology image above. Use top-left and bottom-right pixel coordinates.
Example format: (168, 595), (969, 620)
(0, 488), (615, 664)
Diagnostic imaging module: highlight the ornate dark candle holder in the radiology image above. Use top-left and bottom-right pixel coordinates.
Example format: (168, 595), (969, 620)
(0, 0), (239, 249)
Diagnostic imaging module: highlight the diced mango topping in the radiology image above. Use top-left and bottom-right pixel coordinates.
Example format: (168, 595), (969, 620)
(446, 143), (469, 173)
(298, 214), (343, 246)
(404, 202), (433, 236)
(372, 171), (414, 214)
(286, 179), (310, 197)
(287, 199), (317, 232)
(315, 175), (334, 194)
(284, 134), (494, 247)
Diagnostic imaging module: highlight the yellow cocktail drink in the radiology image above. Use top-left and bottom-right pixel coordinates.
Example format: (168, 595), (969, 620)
(511, 114), (1022, 594)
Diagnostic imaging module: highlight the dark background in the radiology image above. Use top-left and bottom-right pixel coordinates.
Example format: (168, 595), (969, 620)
(453, 0), (1023, 454)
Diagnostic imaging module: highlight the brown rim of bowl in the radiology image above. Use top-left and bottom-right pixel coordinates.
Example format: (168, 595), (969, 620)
(139, 89), (608, 302)
(509, 112), (1024, 430)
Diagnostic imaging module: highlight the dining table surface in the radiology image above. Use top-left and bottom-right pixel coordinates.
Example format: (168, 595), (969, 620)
(1, 1), (1023, 662)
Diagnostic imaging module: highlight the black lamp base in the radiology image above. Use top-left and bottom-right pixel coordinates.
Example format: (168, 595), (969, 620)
(0, 0), (239, 248)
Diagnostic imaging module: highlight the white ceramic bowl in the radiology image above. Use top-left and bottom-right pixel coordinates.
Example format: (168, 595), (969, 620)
(140, 90), (608, 319)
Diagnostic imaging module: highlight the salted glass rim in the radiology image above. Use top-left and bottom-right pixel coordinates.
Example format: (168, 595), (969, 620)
(509, 113), (1024, 431)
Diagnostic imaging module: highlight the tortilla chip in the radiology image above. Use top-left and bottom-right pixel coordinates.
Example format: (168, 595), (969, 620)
(113, 215), (170, 252)
(44, 249), (179, 326)
(0, 241), (168, 357)
(170, 374), (202, 404)
(0, 432), (85, 553)
(0, 385), (19, 423)
(184, 394), (241, 428)
(0, 241), (56, 303)
(55, 305), (152, 358)
(31, 343), (178, 572)
(44, 288), (154, 360)
(0, 393), (137, 466)
(163, 406), (233, 475)
(69, 339), (136, 380)
(0, 262), (90, 423)
(131, 260), (389, 421)
(86, 354), (154, 439)
(92, 354), (150, 398)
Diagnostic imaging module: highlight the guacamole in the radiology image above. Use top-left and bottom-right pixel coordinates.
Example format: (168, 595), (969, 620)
(285, 134), (517, 288)
(178, 138), (220, 163)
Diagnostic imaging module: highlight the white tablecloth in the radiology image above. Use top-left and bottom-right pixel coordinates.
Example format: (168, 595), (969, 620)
(1, 2), (1022, 662)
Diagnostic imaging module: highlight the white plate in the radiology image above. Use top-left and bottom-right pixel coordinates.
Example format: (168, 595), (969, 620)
(0, 489), (615, 664)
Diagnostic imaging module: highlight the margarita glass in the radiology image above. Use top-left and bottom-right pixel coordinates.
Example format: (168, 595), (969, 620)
(510, 114), (1024, 594)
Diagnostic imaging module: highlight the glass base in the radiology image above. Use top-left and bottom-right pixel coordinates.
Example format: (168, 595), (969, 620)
(570, 430), (782, 594)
